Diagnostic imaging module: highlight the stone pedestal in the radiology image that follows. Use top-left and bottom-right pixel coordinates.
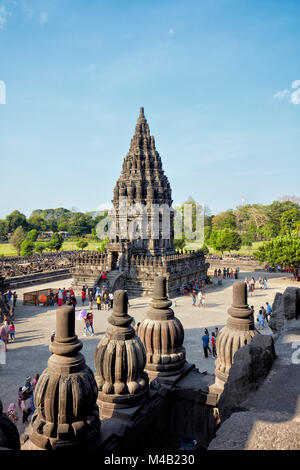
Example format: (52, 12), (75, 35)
(138, 276), (193, 386)
(21, 306), (101, 450)
(210, 281), (259, 396)
(95, 290), (149, 419)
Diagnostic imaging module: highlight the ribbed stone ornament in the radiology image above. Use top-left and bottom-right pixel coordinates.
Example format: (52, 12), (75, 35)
(213, 281), (259, 393)
(95, 290), (149, 411)
(21, 306), (101, 450)
(138, 277), (186, 376)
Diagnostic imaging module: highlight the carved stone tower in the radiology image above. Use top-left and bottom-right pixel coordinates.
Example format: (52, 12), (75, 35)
(211, 281), (259, 395)
(94, 290), (149, 418)
(21, 306), (101, 450)
(107, 107), (175, 263)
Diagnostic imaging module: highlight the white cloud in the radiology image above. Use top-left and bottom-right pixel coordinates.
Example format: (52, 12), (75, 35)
(291, 89), (300, 105)
(168, 28), (175, 36)
(0, 6), (8, 30)
(274, 80), (300, 105)
(274, 89), (290, 99)
(291, 80), (300, 89)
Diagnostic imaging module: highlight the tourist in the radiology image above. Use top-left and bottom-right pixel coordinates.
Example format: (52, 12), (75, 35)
(13, 291), (17, 307)
(81, 289), (86, 305)
(83, 314), (93, 337)
(211, 333), (217, 357)
(237, 267), (240, 278)
(109, 292), (114, 309)
(266, 302), (272, 321)
(51, 330), (55, 343)
(205, 328), (212, 354)
(257, 309), (264, 330)
(201, 329), (209, 358)
(217, 273), (222, 286)
(214, 269), (218, 278)
(261, 305), (267, 324)
(17, 387), (23, 411)
(258, 277), (264, 289)
(96, 294), (102, 310)
(57, 289), (63, 307)
(32, 373), (40, 390)
(191, 291), (196, 307)
(89, 292), (94, 310)
(223, 268), (226, 279)
(9, 321), (15, 341)
(103, 292), (109, 311)
(263, 277), (268, 289)
(4, 403), (18, 425)
(234, 268), (238, 279)
(86, 311), (94, 336)
(21, 387), (32, 424)
(197, 291), (203, 308)
(214, 327), (219, 338)
(201, 295), (206, 308)
(0, 321), (8, 351)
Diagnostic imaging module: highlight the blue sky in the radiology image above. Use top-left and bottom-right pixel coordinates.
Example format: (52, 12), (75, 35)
(0, 0), (299, 218)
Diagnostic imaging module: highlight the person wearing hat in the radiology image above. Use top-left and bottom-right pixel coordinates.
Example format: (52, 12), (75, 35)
(21, 386), (32, 423)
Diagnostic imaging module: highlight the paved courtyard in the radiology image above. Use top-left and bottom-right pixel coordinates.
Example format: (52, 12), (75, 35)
(0, 270), (296, 434)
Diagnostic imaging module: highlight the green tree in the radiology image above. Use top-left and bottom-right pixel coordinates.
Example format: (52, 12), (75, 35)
(26, 229), (39, 242)
(280, 209), (300, 235)
(48, 233), (63, 251)
(254, 231), (300, 268)
(10, 226), (27, 255)
(212, 210), (236, 230)
(209, 229), (242, 253)
(6, 210), (28, 233)
(174, 238), (186, 251)
(35, 242), (47, 254)
(76, 240), (88, 250)
(0, 220), (9, 241)
(20, 239), (35, 257)
(200, 244), (209, 255)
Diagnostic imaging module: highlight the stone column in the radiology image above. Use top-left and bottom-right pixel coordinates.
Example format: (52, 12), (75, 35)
(210, 281), (259, 395)
(21, 306), (101, 450)
(138, 276), (194, 385)
(94, 290), (149, 419)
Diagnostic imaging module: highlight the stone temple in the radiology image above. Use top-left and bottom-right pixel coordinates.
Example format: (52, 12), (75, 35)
(72, 107), (209, 296)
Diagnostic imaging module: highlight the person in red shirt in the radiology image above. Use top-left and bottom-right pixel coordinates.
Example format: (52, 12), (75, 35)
(87, 311), (94, 335)
(81, 290), (86, 305)
(211, 332), (217, 357)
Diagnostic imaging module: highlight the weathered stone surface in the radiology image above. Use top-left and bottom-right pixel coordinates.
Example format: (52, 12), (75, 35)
(21, 306), (101, 450)
(217, 334), (276, 422)
(211, 281), (258, 394)
(0, 399), (20, 450)
(138, 276), (190, 381)
(269, 287), (300, 338)
(72, 108), (209, 296)
(95, 290), (149, 417)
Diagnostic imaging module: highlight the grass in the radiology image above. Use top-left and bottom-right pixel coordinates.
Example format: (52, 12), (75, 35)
(0, 239), (265, 258)
(184, 240), (264, 256)
(0, 238), (103, 257)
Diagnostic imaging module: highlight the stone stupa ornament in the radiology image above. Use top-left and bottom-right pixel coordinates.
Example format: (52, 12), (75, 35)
(21, 306), (101, 450)
(95, 290), (149, 417)
(212, 281), (259, 394)
(138, 276), (192, 383)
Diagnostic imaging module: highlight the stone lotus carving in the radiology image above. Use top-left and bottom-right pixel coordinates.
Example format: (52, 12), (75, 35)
(138, 276), (186, 375)
(213, 281), (259, 393)
(21, 306), (101, 450)
(95, 290), (149, 407)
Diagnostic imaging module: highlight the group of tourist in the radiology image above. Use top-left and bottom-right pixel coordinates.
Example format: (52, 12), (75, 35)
(213, 267), (239, 285)
(3, 374), (40, 426)
(245, 276), (268, 295)
(55, 288), (77, 308)
(254, 303), (272, 330)
(81, 285), (114, 311)
(201, 327), (219, 358)
(191, 290), (206, 308)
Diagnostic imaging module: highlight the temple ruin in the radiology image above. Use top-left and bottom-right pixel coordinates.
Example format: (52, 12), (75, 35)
(72, 107), (209, 296)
